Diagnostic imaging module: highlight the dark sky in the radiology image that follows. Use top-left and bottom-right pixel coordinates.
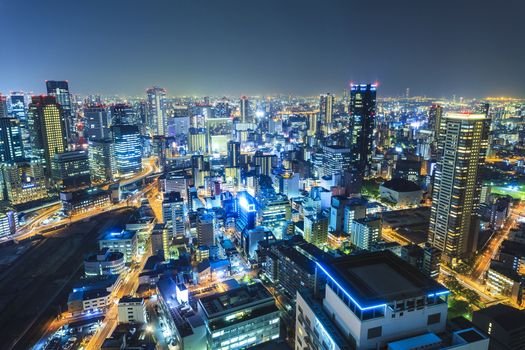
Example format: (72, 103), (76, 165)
(1, 0), (524, 97)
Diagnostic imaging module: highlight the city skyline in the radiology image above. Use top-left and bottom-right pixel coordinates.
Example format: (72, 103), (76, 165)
(1, 0), (524, 97)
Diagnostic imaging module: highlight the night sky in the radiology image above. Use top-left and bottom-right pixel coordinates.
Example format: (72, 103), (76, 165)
(1, 0), (524, 97)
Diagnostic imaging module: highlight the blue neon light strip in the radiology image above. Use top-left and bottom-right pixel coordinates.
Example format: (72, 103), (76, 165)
(427, 290), (450, 298)
(316, 262), (386, 311)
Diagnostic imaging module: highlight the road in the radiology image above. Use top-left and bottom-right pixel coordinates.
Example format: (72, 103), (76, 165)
(13, 157), (159, 242)
(85, 242), (152, 350)
(471, 202), (525, 281)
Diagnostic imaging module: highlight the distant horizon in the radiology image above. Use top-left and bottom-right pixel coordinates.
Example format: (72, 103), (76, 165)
(1, 0), (524, 99)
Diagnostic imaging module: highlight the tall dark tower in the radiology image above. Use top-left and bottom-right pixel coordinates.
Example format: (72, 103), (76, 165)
(46, 80), (73, 140)
(349, 83), (377, 175)
(0, 117), (24, 162)
(227, 140), (241, 167)
(240, 96), (250, 123)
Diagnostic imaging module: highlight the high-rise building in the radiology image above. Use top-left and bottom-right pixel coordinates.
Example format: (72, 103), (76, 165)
(112, 124), (142, 177)
(52, 150), (91, 189)
(46, 80), (74, 139)
(321, 144), (352, 177)
(197, 213), (214, 247)
(227, 140), (241, 167)
(0, 117), (24, 162)
(319, 93), (334, 135)
(0, 158), (48, 205)
(162, 192), (185, 237)
(428, 112), (491, 262)
(146, 87), (167, 135)
(84, 105), (111, 140)
(350, 216), (382, 250)
(253, 151), (277, 177)
(89, 139), (115, 182)
(239, 96), (250, 123)
(188, 127), (208, 153)
(0, 94), (7, 118)
(304, 213), (329, 246)
(236, 191), (257, 235)
(349, 83), (377, 175)
(27, 95), (68, 175)
(110, 103), (137, 125)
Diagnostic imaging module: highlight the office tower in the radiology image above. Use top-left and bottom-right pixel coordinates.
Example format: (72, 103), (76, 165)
(236, 191), (257, 234)
(162, 192), (185, 237)
(257, 193), (291, 236)
(349, 83), (377, 175)
(188, 127), (208, 153)
(27, 95), (68, 175)
(170, 106), (190, 137)
(329, 196), (350, 233)
(239, 96), (250, 123)
(52, 150), (91, 189)
(84, 105), (111, 140)
(0, 158), (48, 205)
(253, 151), (277, 177)
(276, 172), (300, 198)
(146, 86), (167, 135)
(112, 124), (142, 177)
(350, 216), (381, 250)
(343, 197), (367, 234)
(227, 140), (240, 167)
(0, 94), (7, 118)
(198, 283), (280, 349)
(0, 206), (17, 239)
(304, 213), (329, 246)
(319, 93), (334, 135)
(428, 112), (491, 262)
(307, 112), (318, 137)
(428, 104), (443, 136)
(110, 103), (136, 125)
(196, 213), (214, 247)
(46, 80), (74, 139)
(89, 139), (115, 182)
(321, 144), (352, 177)
(0, 117), (24, 162)
(297, 252), (454, 350)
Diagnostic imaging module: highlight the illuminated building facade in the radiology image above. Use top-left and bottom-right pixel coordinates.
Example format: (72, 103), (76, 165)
(27, 95), (68, 175)
(46, 80), (74, 139)
(319, 93), (334, 136)
(0, 158), (48, 205)
(89, 139), (115, 182)
(146, 86), (167, 135)
(84, 105), (111, 140)
(112, 124), (142, 177)
(52, 150), (91, 189)
(236, 191), (257, 234)
(188, 127), (208, 153)
(0, 117), (24, 162)
(428, 112), (491, 262)
(296, 252), (449, 350)
(198, 283), (280, 350)
(349, 83), (377, 175)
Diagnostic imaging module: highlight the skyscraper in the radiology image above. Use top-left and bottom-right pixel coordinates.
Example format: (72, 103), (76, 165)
(349, 83), (377, 175)
(0, 117), (24, 162)
(240, 96), (250, 123)
(319, 93), (334, 136)
(46, 80), (74, 139)
(84, 105), (111, 141)
(0, 95), (7, 118)
(146, 87), (167, 135)
(52, 150), (91, 189)
(27, 96), (68, 175)
(110, 103), (136, 125)
(227, 140), (241, 167)
(428, 112), (491, 262)
(162, 192), (186, 236)
(112, 124), (142, 177)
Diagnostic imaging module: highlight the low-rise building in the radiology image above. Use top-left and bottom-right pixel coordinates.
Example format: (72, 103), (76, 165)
(60, 187), (110, 216)
(486, 261), (523, 304)
(198, 282), (280, 349)
(117, 296), (147, 324)
(68, 288), (111, 315)
(84, 248), (126, 276)
(380, 178), (422, 207)
(99, 230), (138, 264)
(472, 304), (525, 350)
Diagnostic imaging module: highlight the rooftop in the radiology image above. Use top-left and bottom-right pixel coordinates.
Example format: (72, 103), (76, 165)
(199, 282), (273, 318)
(381, 178), (421, 192)
(317, 251), (447, 307)
(473, 304), (525, 332)
(100, 230), (136, 241)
